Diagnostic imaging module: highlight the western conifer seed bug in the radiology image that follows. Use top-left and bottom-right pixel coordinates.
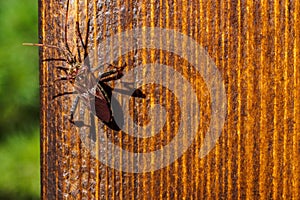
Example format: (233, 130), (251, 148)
(23, 0), (135, 131)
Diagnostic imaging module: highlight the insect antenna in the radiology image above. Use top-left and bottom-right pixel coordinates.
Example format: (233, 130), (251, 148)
(64, 0), (74, 62)
(75, 19), (91, 70)
(75, 22), (84, 63)
(76, 19), (90, 59)
(23, 43), (74, 65)
(75, 36), (82, 63)
(84, 20), (90, 59)
(23, 43), (61, 50)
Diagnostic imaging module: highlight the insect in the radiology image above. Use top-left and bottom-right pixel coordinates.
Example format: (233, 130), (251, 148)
(23, 0), (138, 131)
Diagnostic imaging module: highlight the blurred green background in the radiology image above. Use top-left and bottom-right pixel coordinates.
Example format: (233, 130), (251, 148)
(0, 0), (40, 199)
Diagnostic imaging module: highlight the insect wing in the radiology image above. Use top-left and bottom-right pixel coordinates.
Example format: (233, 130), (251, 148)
(94, 82), (112, 123)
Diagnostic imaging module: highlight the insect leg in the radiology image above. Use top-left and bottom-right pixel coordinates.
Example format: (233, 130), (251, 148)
(54, 76), (68, 82)
(69, 95), (80, 122)
(98, 69), (118, 79)
(54, 66), (69, 74)
(52, 91), (77, 100)
(99, 70), (125, 83)
(70, 95), (92, 128)
(98, 63), (126, 80)
(42, 58), (67, 62)
(40, 75), (70, 89)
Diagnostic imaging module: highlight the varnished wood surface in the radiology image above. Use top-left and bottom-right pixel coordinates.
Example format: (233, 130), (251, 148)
(40, 0), (299, 199)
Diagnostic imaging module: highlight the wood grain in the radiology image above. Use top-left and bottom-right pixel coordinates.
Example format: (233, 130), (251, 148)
(40, 0), (299, 199)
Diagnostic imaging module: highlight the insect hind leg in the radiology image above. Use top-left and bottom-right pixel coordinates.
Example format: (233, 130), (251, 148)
(69, 95), (80, 123)
(68, 95), (91, 128)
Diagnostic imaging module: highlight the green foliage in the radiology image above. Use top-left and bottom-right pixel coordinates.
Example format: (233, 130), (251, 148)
(0, 0), (40, 199)
(0, 0), (39, 135)
(0, 128), (40, 200)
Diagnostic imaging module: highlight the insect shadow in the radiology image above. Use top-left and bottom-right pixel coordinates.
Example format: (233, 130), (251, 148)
(23, 0), (145, 132)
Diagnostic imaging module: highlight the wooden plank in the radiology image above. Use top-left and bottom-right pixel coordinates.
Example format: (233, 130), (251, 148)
(40, 0), (300, 199)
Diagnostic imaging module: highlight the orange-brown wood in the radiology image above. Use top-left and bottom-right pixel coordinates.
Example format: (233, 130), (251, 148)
(41, 0), (299, 199)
